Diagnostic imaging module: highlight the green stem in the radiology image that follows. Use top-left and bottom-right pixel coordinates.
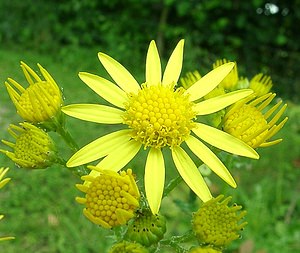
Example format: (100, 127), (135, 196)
(163, 176), (183, 198)
(52, 116), (89, 176)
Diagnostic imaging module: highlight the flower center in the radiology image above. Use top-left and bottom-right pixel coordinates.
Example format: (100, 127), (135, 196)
(223, 104), (268, 148)
(123, 84), (196, 149)
(18, 81), (61, 122)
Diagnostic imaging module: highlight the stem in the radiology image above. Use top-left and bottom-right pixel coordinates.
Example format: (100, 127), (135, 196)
(163, 176), (183, 198)
(51, 116), (89, 176)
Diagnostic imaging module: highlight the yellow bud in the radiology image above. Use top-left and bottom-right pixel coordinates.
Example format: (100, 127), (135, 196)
(5, 61), (63, 124)
(1, 123), (57, 169)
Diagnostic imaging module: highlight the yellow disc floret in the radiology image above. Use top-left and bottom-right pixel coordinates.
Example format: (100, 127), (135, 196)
(76, 168), (140, 228)
(123, 84), (196, 149)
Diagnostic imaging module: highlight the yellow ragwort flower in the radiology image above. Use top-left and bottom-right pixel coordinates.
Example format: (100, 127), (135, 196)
(76, 168), (140, 228)
(188, 247), (222, 253)
(0, 167), (15, 242)
(0, 122), (57, 169)
(192, 195), (247, 249)
(223, 93), (288, 148)
(249, 73), (273, 96)
(212, 59), (238, 90)
(62, 40), (259, 214)
(108, 241), (149, 253)
(5, 61), (62, 123)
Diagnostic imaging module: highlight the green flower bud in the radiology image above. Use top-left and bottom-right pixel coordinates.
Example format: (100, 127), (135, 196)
(1, 122), (57, 169)
(126, 209), (166, 246)
(192, 195), (247, 249)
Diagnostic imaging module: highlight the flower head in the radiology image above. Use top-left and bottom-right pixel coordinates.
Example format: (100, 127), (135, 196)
(249, 73), (273, 96)
(192, 195), (247, 249)
(0, 167), (15, 242)
(5, 61), (63, 123)
(108, 241), (149, 253)
(223, 93), (288, 148)
(76, 168), (140, 228)
(0, 122), (57, 169)
(63, 40), (259, 214)
(126, 209), (166, 246)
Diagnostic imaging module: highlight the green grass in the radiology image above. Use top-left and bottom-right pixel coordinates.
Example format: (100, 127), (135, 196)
(0, 46), (300, 252)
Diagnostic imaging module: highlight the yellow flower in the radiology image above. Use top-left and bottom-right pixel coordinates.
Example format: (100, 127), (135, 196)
(0, 122), (57, 169)
(0, 167), (15, 242)
(249, 73), (273, 96)
(223, 93), (288, 148)
(62, 40), (259, 214)
(75, 168), (140, 228)
(192, 195), (247, 248)
(5, 61), (62, 123)
(108, 241), (149, 253)
(212, 59), (238, 90)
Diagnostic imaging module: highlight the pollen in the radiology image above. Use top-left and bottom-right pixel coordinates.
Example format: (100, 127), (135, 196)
(123, 84), (196, 149)
(77, 168), (140, 228)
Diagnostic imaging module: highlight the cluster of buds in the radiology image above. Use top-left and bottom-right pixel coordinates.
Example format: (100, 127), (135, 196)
(180, 58), (288, 148)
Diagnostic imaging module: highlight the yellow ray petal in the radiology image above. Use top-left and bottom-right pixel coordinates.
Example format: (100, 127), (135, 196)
(96, 140), (142, 171)
(67, 129), (132, 167)
(194, 89), (253, 115)
(79, 72), (127, 109)
(171, 146), (212, 202)
(145, 148), (165, 214)
(185, 136), (236, 188)
(62, 104), (123, 124)
(98, 52), (140, 94)
(162, 39), (184, 86)
(185, 62), (235, 101)
(193, 123), (259, 159)
(146, 41), (161, 86)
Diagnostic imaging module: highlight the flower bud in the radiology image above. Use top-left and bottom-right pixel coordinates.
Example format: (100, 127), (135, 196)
(125, 209), (166, 246)
(76, 168), (140, 228)
(223, 93), (288, 148)
(192, 195), (247, 249)
(0, 123), (57, 169)
(5, 61), (63, 124)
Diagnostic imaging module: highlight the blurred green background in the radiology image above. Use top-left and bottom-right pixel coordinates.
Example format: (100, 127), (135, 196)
(0, 0), (299, 252)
